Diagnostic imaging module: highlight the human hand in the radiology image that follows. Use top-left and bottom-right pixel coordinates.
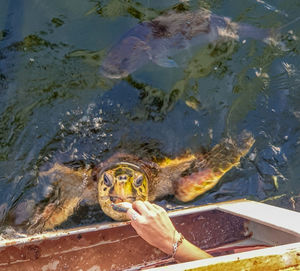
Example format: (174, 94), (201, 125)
(127, 201), (176, 255)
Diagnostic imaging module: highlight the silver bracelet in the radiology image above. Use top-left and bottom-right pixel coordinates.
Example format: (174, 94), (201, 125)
(172, 231), (184, 258)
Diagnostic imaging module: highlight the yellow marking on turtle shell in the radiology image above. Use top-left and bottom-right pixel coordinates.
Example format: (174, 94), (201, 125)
(159, 154), (196, 168)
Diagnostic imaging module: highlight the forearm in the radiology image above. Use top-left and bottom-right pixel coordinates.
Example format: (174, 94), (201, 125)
(126, 201), (212, 263)
(174, 238), (212, 262)
(155, 231), (212, 262)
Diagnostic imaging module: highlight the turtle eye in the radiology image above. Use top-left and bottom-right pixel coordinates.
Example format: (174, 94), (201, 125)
(103, 173), (113, 187)
(134, 176), (144, 187)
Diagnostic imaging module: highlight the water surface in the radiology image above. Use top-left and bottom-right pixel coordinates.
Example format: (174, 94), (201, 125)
(0, 0), (300, 231)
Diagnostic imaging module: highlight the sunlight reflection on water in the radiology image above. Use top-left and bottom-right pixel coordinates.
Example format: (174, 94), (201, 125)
(0, 0), (300, 233)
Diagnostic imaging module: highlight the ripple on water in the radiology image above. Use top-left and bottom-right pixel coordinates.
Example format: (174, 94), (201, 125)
(1, 0), (300, 233)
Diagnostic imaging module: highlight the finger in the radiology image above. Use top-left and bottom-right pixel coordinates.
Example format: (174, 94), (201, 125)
(152, 203), (166, 212)
(127, 208), (141, 223)
(151, 204), (168, 217)
(143, 201), (156, 211)
(133, 201), (149, 215)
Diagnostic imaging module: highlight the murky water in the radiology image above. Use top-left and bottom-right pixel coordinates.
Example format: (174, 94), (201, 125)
(0, 0), (300, 232)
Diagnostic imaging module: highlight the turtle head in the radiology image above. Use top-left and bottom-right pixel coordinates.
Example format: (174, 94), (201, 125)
(97, 162), (149, 221)
(100, 36), (151, 79)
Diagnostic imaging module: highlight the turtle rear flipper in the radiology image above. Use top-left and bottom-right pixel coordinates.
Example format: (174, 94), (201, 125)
(174, 131), (255, 202)
(27, 164), (95, 234)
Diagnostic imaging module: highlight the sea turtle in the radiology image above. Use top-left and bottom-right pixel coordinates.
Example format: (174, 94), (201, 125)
(100, 8), (270, 79)
(27, 131), (254, 233)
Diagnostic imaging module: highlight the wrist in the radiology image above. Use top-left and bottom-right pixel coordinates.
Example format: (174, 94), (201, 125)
(172, 231), (184, 258)
(160, 230), (176, 255)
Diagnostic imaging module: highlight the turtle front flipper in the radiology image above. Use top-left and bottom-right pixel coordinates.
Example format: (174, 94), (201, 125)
(174, 131), (255, 202)
(27, 164), (96, 234)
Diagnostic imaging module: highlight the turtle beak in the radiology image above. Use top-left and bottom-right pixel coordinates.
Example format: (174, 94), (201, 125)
(111, 178), (135, 203)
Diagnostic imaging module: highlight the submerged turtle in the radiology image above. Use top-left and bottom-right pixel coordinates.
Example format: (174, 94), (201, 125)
(27, 131), (254, 233)
(100, 8), (271, 79)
